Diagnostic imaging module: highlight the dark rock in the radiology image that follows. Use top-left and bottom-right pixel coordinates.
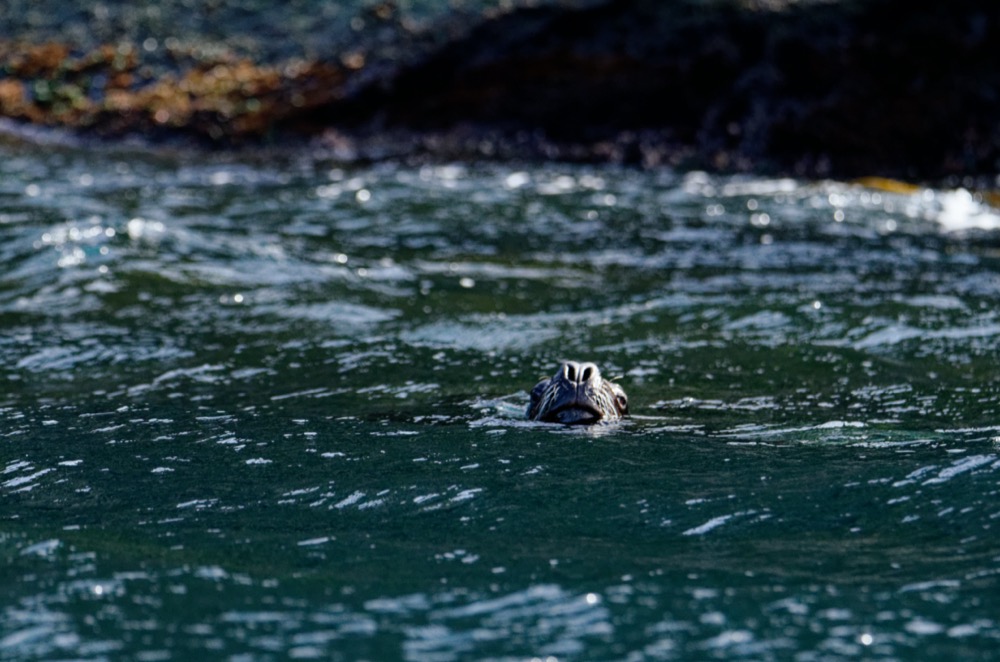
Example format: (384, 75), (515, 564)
(3, 0), (1000, 179)
(331, 0), (1000, 178)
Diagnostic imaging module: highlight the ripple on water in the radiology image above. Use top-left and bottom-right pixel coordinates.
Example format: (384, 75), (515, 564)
(402, 318), (562, 352)
(257, 300), (399, 326)
(4, 152), (1000, 660)
(364, 585), (613, 660)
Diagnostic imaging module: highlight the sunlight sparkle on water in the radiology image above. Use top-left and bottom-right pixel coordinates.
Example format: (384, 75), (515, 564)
(4, 155), (1000, 661)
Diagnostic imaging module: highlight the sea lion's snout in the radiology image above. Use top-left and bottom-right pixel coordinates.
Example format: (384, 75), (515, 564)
(560, 361), (598, 385)
(527, 361), (628, 425)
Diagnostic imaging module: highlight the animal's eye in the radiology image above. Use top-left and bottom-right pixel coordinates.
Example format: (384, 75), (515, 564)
(616, 394), (628, 409)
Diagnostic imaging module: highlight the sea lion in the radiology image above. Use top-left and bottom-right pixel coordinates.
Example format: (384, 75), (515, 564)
(527, 361), (628, 424)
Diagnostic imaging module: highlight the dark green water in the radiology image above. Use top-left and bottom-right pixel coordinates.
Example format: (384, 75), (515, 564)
(2, 140), (1000, 660)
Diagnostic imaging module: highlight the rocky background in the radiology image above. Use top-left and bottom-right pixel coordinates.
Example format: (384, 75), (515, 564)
(1, 0), (998, 180)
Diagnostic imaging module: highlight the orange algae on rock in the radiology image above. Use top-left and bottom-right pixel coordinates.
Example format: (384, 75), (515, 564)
(0, 39), (348, 143)
(0, 79), (28, 115)
(2, 42), (72, 78)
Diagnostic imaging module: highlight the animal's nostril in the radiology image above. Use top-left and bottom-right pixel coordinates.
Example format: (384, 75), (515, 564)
(562, 362), (578, 382)
(579, 362), (599, 382)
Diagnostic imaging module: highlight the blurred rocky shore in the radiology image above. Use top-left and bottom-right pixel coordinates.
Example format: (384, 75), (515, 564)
(1, 0), (998, 180)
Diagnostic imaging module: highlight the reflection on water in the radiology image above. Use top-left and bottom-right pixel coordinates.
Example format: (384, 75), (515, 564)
(2, 142), (1000, 659)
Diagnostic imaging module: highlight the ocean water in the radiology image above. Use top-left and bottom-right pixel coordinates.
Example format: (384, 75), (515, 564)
(2, 140), (1000, 660)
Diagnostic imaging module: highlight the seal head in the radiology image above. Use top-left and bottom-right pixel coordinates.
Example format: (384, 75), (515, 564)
(527, 361), (628, 424)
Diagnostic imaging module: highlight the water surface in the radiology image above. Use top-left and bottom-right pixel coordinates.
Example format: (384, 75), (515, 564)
(2, 141), (1000, 659)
